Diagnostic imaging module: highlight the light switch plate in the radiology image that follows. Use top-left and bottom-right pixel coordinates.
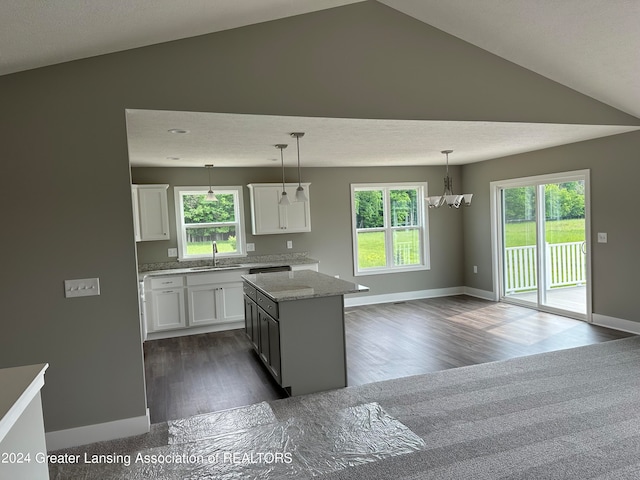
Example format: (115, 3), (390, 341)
(287, 240), (293, 249)
(597, 232), (608, 243)
(65, 278), (100, 298)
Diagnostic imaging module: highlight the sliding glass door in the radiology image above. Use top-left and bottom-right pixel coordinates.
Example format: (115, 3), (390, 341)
(496, 171), (590, 320)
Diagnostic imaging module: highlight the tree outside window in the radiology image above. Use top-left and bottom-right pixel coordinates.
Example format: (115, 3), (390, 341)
(174, 186), (245, 259)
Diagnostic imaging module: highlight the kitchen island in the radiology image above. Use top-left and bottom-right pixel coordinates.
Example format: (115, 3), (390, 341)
(242, 270), (368, 396)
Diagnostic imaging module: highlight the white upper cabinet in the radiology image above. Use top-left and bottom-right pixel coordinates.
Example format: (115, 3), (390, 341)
(132, 184), (170, 241)
(247, 183), (311, 235)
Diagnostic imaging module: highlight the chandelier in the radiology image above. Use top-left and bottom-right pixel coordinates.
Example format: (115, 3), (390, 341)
(426, 150), (472, 208)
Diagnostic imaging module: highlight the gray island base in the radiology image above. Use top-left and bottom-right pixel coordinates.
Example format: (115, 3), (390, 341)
(242, 270), (368, 396)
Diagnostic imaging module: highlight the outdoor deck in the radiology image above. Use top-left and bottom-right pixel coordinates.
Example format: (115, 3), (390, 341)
(506, 285), (586, 314)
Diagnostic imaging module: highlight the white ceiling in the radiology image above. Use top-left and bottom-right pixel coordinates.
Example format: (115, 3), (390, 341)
(3, 0), (640, 168)
(126, 109), (639, 167)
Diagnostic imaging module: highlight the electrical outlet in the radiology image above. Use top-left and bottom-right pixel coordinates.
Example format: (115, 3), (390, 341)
(473, 266), (478, 274)
(247, 243), (255, 252)
(597, 232), (608, 243)
(287, 240), (293, 249)
(167, 248), (178, 257)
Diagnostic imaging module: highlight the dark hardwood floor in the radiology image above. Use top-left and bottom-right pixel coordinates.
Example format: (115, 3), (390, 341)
(144, 296), (633, 424)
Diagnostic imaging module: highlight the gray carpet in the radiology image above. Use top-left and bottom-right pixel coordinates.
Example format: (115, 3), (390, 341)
(50, 336), (640, 479)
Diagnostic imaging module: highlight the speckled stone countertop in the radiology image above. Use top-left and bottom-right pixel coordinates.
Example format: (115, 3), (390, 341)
(242, 270), (369, 302)
(138, 253), (319, 279)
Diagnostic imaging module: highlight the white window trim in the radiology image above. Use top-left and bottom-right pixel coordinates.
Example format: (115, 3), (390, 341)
(174, 186), (246, 261)
(350, 182), (430, 276)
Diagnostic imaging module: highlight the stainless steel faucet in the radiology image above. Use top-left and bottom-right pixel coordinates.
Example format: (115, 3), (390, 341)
(212, 241), (218, 267)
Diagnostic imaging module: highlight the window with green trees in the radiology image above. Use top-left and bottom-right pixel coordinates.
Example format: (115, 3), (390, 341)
(174, 186), (245, 259)
(351, 183), (429, 275)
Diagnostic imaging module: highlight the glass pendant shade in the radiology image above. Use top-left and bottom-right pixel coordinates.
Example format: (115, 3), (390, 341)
(204, 165), (217, 202)
(206, 190), (217, 202)
(295, 185), (308, 202)
(279, 191), (291, 205)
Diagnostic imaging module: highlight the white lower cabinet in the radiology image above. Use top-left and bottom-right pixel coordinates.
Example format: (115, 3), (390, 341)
(149, 288), (186, 331)
(188, 282), (245, 326)
(219, 283), (245, 321)
(188, 285), (220, 326)
(145, 269), (248, 337)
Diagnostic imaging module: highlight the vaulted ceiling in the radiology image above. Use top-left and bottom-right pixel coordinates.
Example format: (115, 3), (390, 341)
(3, 1), (638, 167)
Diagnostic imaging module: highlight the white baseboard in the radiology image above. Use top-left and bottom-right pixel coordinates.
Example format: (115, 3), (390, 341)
(46, 409), (150, 451)
(592, 314), (640, 335)
(344, 287), (465, 307)
(463, 287), (497, 301)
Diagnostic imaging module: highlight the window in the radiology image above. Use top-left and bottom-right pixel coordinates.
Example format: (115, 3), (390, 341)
(350, 183), (429, 275)
(174, 186), (246, 260)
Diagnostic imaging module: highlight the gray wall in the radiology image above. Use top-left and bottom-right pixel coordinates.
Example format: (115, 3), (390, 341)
(1, 0), (637, 434)
(462, 130), (640, 321)
(133, 165), (465, 294)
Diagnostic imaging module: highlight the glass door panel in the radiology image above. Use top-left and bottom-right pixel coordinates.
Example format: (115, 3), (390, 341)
(502, 186), (538, 305)
(500, 177), (588, 318)
(541, 181), (587, 314)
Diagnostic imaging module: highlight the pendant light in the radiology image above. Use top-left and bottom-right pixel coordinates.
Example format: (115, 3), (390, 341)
(275, 144), (290, 206)
(290, 132), (308, 202)
(204, 164), (217, 202)
(426, 150), (472, 209)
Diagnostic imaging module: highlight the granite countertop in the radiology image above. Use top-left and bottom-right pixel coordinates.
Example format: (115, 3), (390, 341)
(242, 270), (369, 302)
(139, 254), (319, 279)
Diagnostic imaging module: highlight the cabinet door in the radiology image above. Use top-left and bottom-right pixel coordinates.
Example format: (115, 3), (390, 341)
(259, 309), (270, 365)
(188, 285), (220, 326)
(137, 185), (170, 241)
(244, 296), (252, 339)
(248, 184), (311, 235)
(283, 185), (311, 232)
(250, 185), (283, 234)
(266, 314), (281, 381)
(149, 288), (186, 331)
(244, 297), (260, 349)
(250, 300), (260, 350)
(218, 283), (245, 322)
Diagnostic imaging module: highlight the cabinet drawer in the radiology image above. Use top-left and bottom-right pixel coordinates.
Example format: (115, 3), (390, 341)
(150, 276), (184, 289)
(256, 291), (278, 319)
(243, 283), (257, 301)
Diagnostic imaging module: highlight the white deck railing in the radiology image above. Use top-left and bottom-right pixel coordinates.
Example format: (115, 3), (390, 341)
(505, 241), (586, 293)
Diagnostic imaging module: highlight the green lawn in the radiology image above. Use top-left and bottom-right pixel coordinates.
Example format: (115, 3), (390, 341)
(187, 240), (237, 255)
(504, 218), (585, 247)
(357, 230), (420, 269)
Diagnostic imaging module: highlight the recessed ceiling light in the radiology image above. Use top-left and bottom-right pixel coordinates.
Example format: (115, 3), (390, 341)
(168, 129), (189, 134)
